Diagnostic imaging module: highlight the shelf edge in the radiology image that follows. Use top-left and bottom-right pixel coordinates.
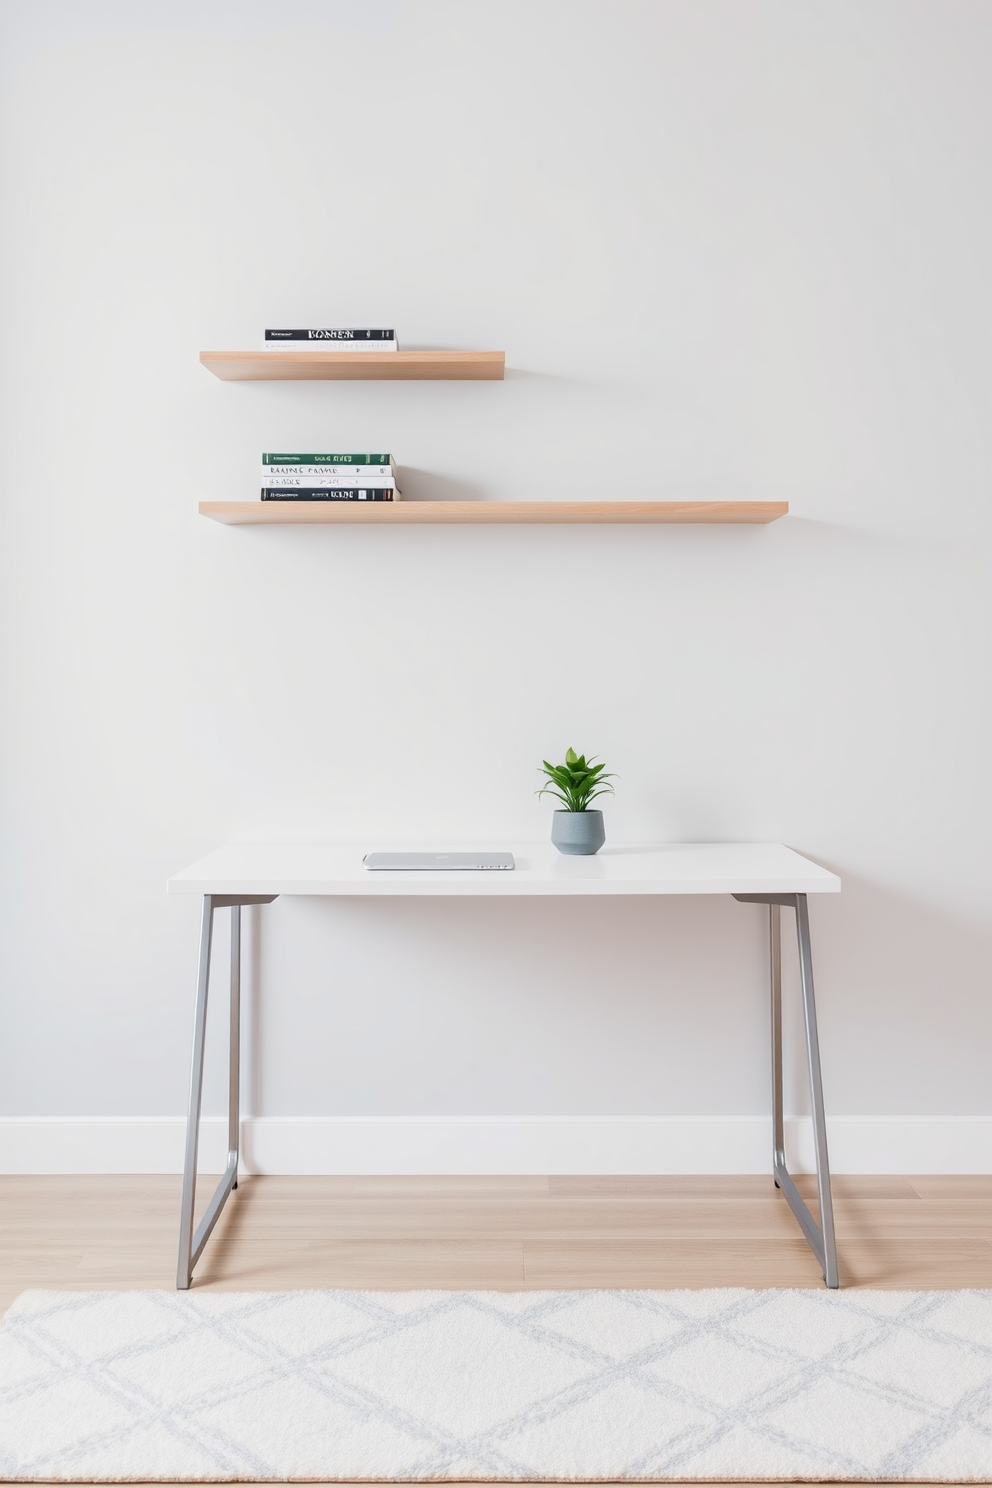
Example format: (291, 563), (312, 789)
(199, 501), (789, 526)
(199, 350), (506, 382)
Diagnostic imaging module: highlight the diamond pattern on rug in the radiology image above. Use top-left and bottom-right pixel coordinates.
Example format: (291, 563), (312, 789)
(2, 1287), (992, 1480)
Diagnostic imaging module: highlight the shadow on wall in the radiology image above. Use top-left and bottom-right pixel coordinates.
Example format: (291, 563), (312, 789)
(233, 870), (992, 1126)
(242, 891), (769, 1119)
(393, 469), (488, 503)
(787, 866), (992, 1118)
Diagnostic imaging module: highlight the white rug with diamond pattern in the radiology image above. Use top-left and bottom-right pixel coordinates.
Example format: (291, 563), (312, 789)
(2, 1287), (992, 1481)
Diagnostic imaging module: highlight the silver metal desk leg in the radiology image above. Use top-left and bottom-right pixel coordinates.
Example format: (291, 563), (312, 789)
(769, 904), (784, 1187)
(734, 892), (839, 1288)
(795, 894), (839, 1288)
(176, 893), (277, 1290)
(228, 905), (241, 1193)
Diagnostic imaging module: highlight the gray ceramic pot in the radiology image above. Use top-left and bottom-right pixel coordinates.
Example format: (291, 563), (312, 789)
(551, 809), (605, 856)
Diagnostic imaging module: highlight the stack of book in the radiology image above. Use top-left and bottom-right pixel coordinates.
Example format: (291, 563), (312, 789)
(261, 454), (401, 502)
(264, 328), (398, 351)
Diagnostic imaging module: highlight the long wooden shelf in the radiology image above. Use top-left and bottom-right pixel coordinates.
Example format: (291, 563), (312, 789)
(200, 350), (505, 381)
(200, 501), (788, 526)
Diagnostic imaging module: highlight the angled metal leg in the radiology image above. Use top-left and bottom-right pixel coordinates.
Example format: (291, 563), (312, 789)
(177, 896), (213, 1290)
(795, 894), (838, 1287)
(734, 892), (839, 1288)
(177, 893), (276, 1290)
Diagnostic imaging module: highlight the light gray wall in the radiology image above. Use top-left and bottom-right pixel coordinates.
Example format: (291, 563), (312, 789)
(1, 0), (990, 1169)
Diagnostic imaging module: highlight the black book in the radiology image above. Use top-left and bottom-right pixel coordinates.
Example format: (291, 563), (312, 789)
(264, 329), (395, 343)
(261, 488), (397, 501)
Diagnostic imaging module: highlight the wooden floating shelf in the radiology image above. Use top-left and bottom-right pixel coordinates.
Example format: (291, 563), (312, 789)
(200, 501), (788, 526)
(200, 350), (505, 381)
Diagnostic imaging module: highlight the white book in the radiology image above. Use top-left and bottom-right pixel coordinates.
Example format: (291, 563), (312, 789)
(261, 475), (396, 489)
(262, 465), (394, 480)
(263, 340), (398, 352)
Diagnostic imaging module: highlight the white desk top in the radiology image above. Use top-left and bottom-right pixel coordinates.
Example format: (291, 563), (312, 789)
(168, 843), (840, 897)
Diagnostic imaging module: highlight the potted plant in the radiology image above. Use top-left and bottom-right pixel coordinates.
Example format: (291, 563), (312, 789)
(538, 747), (616, 855)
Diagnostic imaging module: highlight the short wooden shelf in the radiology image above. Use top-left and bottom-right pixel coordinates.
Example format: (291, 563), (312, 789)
(200, 350), (505, 381)
(199, 501), (788, 526)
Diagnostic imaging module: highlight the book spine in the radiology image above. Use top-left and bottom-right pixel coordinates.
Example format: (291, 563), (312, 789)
(262, 453), (393, 466)
(261, 488), (398, 501)
(265, 329), (396, 342)
(262, 464), (393, 478)
(260, 476), (396, 488)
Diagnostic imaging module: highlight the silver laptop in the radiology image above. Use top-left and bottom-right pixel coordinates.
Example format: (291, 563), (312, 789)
(363, 851), (515, 871)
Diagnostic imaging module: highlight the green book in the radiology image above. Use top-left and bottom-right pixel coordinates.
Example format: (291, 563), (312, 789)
(262, 453), (392, 466)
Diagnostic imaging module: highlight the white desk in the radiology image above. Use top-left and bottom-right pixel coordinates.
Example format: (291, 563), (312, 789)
(168, 842), (841, 1289)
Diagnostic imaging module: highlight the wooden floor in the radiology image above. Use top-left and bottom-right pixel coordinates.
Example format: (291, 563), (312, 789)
(3, 1177), (990, 1486)
(1, 1173), (990, 1316)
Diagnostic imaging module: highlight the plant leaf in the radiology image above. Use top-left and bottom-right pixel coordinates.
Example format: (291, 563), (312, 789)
(540, 749), (617, 813)
(536, 784), (570, 807)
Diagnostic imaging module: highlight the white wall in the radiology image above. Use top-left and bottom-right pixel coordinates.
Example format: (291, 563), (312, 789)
(1, 0), (990, 1173)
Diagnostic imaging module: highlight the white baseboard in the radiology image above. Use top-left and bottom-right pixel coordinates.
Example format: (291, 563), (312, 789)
(0, 1115), (988, 1175)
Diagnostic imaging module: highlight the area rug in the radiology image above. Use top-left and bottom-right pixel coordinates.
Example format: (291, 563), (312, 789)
(2, 1288), (992, 1481)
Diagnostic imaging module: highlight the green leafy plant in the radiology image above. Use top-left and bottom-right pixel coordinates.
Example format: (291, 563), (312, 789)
(537, 747), (616, 813)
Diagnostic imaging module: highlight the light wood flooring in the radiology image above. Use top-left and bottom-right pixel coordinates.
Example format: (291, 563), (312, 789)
(4, 1177), (991, 1486)
(2, 1173), (991, 1316)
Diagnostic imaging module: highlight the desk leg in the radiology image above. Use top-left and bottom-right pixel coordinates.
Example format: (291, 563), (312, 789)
(177, 893), (276, 1290)
(734, 892), (839, 1288)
